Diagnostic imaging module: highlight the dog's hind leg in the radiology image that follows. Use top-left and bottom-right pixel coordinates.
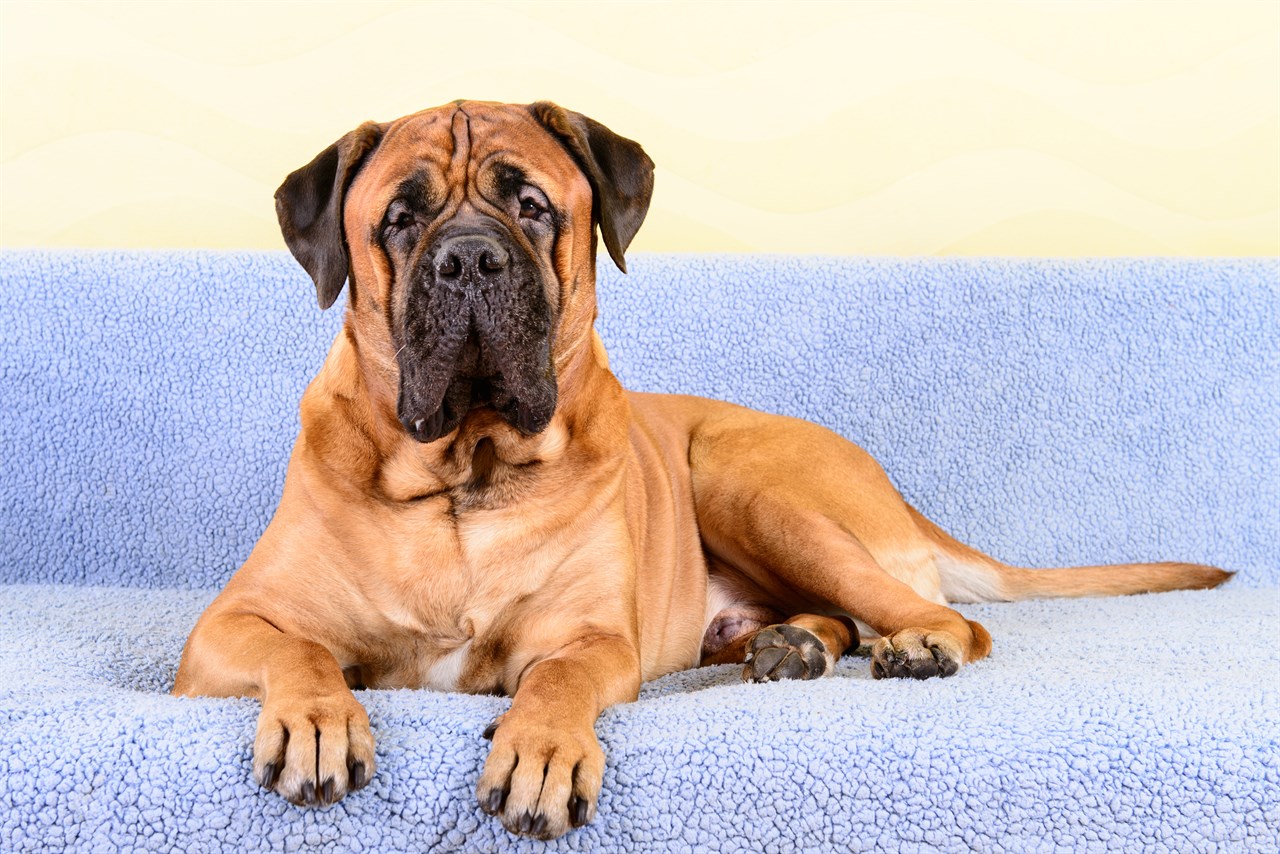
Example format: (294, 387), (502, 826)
(689, 409), (992, 680)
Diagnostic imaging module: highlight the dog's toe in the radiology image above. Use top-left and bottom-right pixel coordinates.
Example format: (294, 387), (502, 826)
(871, 629), (962, 680)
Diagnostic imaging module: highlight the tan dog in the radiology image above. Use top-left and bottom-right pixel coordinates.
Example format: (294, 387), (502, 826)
(173, 100), (1230, 840)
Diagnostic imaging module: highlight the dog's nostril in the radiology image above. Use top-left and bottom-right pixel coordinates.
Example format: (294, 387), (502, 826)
(479, 251), (504, 274)
(438, 255), (462, 278)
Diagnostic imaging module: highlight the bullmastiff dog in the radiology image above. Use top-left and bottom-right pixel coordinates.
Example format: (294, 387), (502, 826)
(173, 100), (1231, 840)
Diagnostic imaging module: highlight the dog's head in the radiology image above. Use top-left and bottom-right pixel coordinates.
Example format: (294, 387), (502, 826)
(274, 101), (654, 444)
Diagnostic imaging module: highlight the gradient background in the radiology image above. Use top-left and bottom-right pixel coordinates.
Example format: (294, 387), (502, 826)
(2, 0), (1276, 255)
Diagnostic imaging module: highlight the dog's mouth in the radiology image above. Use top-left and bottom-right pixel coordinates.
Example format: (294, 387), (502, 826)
(397, 318), (557, 445)
(405, 371), (548, 443)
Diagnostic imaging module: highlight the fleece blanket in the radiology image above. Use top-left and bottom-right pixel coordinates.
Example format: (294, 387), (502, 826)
(1, 251), (1278, 852)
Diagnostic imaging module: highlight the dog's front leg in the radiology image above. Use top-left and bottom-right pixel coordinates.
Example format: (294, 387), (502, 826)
(477, 633), (640, 840)
(173, 611), (375, 806)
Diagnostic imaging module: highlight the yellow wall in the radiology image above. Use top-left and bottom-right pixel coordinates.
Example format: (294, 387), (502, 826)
(2, 0), (1276, 255)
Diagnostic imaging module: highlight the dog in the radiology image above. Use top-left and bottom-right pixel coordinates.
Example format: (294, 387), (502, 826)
(172, 100), (1231, 840)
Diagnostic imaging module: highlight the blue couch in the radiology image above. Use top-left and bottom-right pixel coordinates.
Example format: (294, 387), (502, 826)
(1, 251), (1277, 852)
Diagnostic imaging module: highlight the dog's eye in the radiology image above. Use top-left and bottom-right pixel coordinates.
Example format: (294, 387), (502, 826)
(516, 185), (551, 223)
(519, 197), (544, 220)
(385, 201), (416, 232)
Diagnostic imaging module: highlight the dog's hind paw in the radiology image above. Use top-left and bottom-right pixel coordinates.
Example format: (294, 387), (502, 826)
(871, 628), (962, 680)
(742, 623), (834, 683)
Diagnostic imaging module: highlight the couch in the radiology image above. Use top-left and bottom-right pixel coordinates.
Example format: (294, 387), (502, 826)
(1, 251), (1276, 851)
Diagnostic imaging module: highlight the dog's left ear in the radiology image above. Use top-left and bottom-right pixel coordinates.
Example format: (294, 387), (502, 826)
(530, 102), (655, 273)
(275, 121), (385, 309)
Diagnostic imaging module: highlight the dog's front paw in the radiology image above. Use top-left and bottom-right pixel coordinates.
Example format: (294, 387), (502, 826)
(742, 623), (833, 682)
(253, 690), (375, 806)
(476, 714), (604, 839)
(871, 628), (962, 680)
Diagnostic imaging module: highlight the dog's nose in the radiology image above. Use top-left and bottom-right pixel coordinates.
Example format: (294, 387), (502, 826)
(434, 234), (509, 285)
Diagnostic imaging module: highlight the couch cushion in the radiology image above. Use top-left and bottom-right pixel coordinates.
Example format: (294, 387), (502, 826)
(1, 584), (1276, 852)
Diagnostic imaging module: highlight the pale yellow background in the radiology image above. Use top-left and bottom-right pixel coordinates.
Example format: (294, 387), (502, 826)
(2, 0), (1277, 255)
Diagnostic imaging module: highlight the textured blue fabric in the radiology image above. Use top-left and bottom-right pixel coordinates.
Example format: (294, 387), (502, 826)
(1, 585), (1276, 852)
(1, 251), (1277, 851)
(2, 252), (1277, 588)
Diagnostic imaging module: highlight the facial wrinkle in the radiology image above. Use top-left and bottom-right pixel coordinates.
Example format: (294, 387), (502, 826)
(449, 105), (472, 206)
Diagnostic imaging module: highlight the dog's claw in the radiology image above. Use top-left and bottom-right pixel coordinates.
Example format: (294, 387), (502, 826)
(299, 780), (316, 805)
(348, 760), (367, 790)
(571, 796), (590, 827)
(482, 720), (498, 740)
(259, 762), (279, 790)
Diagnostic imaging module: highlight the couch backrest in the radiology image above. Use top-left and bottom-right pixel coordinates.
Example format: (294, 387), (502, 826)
(2, 251), (1276, 588)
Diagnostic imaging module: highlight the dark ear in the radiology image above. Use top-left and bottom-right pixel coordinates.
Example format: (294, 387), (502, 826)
(530, 102), (655, 273)
(274, 121), (384, 309)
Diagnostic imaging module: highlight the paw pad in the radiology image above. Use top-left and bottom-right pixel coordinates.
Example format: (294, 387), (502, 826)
(742, 624), (832, 683)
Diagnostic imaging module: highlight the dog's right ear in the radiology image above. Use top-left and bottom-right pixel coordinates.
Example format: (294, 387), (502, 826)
(275, 122), (385, 309)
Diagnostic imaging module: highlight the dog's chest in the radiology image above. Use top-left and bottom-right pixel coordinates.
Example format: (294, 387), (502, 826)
(358, 501), (582, 694)
(364, 599), (506, 694)
(419, 637), (474, 691)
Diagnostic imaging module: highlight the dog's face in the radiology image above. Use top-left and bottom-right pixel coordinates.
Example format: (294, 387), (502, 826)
(274, 101), (654, 443)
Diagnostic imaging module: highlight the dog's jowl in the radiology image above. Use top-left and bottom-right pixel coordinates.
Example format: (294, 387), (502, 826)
(173, 100), (1231, 840)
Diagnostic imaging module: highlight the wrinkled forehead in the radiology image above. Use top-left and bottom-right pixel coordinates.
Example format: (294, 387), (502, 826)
(348, 101), (590, 213)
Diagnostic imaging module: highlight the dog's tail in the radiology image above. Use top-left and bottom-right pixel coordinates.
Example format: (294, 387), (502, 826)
(907, 505), (1234, 603)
